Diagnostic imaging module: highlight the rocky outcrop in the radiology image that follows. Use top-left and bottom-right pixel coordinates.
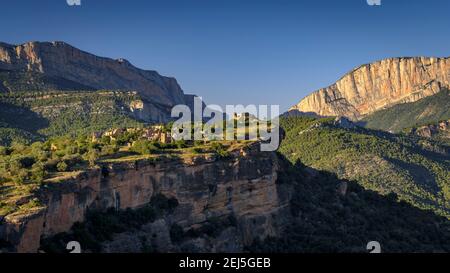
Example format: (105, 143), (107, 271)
(0, 144), (289, 253)
(290, 57), (450, 120)
(0, 41), (192, 122)
(333, 116), (356, 129)
(411, 119), (450, 139)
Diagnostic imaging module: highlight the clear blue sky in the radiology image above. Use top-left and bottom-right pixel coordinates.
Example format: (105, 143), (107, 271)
(1, 0), (450, 111)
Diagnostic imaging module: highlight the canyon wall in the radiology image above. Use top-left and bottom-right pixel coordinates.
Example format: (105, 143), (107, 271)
(0, 144), (289, 253)
(290, 57), (450, 120)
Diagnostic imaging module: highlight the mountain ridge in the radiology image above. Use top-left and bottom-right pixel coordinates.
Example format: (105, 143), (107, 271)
(290, 56), (450, 120)
(0, 41), (197, 123)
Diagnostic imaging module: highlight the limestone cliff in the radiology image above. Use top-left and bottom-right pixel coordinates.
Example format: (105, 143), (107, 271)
(0, 144), (289, 253)
(290, 57), (450, 120)
(0, 41), (191, 122)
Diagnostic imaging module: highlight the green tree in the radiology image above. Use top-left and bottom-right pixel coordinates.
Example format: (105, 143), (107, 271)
(14, 169), (29, 185)
(86, 149), (99, 167)
(130, 140), (157, 155)
(31, 162), (46, 184)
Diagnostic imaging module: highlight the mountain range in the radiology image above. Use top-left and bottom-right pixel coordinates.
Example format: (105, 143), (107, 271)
(0, 41), (449, 253)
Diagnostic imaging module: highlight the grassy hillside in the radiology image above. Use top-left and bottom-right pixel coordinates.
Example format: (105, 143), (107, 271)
(278, 116), (450, 218)
(361, 89), (450, 132)
(0, 90), (145, 145)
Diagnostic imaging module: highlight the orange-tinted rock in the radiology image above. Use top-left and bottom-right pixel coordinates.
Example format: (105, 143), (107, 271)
(290, 57), (450, 120)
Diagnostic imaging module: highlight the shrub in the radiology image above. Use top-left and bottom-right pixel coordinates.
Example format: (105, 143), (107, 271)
(154, 142), (177, 149)
(31, 162), (46, 183)
(10, 141), (27, 154)
(101, 145), (119, 156)
(210, 142), (231, 159)
(56, 161), (68, 172)
(175, 140), (187, 149)
(130, 140), (158, 155)
(192, 147), (204, 154)
(194, 140), (204, 146)
(84, 149), (99, 167)
(14, 169), (29, 185)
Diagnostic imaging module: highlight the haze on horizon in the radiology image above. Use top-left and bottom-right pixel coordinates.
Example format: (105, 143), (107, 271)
(1, 0), (450, 111)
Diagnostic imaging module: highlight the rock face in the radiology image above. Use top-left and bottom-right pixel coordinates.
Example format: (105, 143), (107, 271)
(0, 144), (289, 253)
(290, 57), (450, 120)
(333, 116), (356, 129)
(411, 119), (450, 139)
(0, 41), (195, 122)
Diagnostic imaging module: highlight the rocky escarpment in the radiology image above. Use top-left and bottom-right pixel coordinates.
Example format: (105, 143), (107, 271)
(0, 144), (289, 253)
(290, 57), (450, 120)
(0, 41), (197, 122)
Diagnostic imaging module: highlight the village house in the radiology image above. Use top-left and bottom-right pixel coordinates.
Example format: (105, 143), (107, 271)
(141, 126), (173, 144)
(91, 125), (173, 144)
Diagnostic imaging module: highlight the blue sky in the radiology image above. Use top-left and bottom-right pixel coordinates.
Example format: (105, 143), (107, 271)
(1, 0), (450, 111)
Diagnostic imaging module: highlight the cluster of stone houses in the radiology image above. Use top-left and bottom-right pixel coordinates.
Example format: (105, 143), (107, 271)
(91, 125), (173, 144)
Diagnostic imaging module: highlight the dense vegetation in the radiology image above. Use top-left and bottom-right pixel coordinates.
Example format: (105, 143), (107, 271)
(278, 116), (450, 218)
(361, 89), (450, 132)
(0, 90), (146, 145)
(249, 161), (450, 253)
(0, 134), (113, 216)
(0, 128), (241, 217)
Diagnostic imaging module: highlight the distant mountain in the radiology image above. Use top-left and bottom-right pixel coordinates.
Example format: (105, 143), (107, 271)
(289, 57), (450, 120)
(361, 89), (450, 133)
(0, 41), (198, 122)
(0, 41), (205, 144)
